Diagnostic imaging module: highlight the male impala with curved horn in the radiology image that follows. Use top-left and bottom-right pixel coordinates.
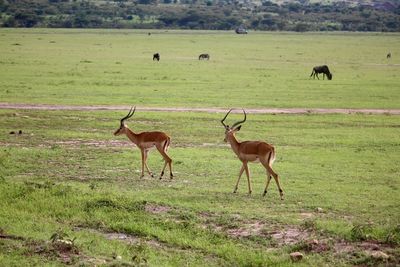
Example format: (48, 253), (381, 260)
(221, 109), (283, 200)
(114, 107), (173, 179)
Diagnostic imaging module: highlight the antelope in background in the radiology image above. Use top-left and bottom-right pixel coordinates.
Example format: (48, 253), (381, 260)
(114, 107), (173, 179)
(221, 109), (283, 200)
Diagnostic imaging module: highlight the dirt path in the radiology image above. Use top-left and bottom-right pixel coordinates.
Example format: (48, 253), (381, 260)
(1, 103), (400, 115)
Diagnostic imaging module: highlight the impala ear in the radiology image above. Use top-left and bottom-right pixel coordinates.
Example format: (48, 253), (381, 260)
(235, 125), (242, 131)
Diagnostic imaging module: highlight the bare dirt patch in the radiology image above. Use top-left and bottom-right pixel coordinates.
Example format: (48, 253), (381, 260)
(196, 211), (398, 264)
(0, 229), (93, 265)
(145, 203), (172, 214)
(48, 139), (129, 148)
(198, 212), (315, 246)
(269, 228), (313, 245)
(1, 103), (400, 115)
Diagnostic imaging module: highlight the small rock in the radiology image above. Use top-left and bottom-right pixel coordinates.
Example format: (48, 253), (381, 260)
(316, 207), (324, 213)
(369, 251), (389, 260)
(290, 252), (304, 262)
(308, 239), (319, 245)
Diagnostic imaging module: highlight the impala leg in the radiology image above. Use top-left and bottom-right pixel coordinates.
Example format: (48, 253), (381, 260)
(234, 164), (245, 193)
(156, 145), (173, 179)
(265, 165), (283, 200)
(160, 161), (168, 179)
(143, 150), (154, 177)
(263, 174), (272, 197)
(140, 149), (145, 179)
(243, 162), (252, 195)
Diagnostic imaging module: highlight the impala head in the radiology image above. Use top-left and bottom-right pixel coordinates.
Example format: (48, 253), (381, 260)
(114, 106), (136, 136)
(220, 109), (247, 142)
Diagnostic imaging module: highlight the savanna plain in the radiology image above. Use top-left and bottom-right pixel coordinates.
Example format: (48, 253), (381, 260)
(0, 29), (399, 266)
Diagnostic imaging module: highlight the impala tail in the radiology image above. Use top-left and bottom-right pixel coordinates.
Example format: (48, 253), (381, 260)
(268, 146), (276, 165)
(163, 136), (171, 152)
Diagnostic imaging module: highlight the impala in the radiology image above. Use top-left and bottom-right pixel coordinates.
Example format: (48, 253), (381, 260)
(221, 109), (283, 200)
(114, 107), (173, 179)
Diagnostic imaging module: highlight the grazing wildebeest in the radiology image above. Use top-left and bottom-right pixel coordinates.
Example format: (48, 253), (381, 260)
(153, 53), (160, 61)
(387, 52), (391, 59)
(310, 65), (332, 80)
(198, 53), (210, 60)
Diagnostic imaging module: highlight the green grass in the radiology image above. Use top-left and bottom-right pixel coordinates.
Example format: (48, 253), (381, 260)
(0, 29), (399, 109)
(1, 109), (399, 266)
(0, 29), (399, 266)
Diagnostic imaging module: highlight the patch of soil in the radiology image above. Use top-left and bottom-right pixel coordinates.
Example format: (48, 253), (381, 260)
(333, 239), (399, 265)
(2, 230), (120, 266)
(269, 228), (312, 245)
(0, 230), (86, 265)
(196, 211), (398, 264)
(1, 103), (399, 115)
(198, 212), (314, 246)
(145, 203), (172, 214)
(299, 212), (314, 219)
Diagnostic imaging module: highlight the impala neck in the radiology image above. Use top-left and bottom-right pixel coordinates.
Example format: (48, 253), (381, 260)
(124, 127), (139, 145)
(227, 133), (241, 156)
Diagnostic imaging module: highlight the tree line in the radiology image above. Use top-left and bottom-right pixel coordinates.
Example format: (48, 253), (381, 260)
(0, 0), (399, 32)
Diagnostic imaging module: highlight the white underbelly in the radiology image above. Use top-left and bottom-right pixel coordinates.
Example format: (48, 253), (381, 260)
(140, 142), (156, 149)
(240, 154), (260, 162)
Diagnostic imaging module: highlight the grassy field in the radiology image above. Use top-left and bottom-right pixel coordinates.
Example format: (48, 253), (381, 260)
(1, 29), (399, 109)
(0, 29), (399, 266)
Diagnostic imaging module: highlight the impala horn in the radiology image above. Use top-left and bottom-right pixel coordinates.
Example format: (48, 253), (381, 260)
(120, 106), (136, 124)
(221, 108), (234, 128)
(231, 109), (246, 129)
(221, 109), (246, 129)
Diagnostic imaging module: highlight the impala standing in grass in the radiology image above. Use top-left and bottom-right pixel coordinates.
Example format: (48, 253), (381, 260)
(221, 109), (283, 200)
(114, 107), (173, 179)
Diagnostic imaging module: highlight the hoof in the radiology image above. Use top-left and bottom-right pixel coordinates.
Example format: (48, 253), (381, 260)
(263, 190), (267, 197)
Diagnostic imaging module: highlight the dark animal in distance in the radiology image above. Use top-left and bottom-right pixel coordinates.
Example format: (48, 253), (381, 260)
(9, 130), (22, 135)
(153, 53), (160, 61)
(198, 53), (210, 60)
(235, 27), (248, 34)
(310, 65), (332, 80)
(387, 52), (391, 59)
